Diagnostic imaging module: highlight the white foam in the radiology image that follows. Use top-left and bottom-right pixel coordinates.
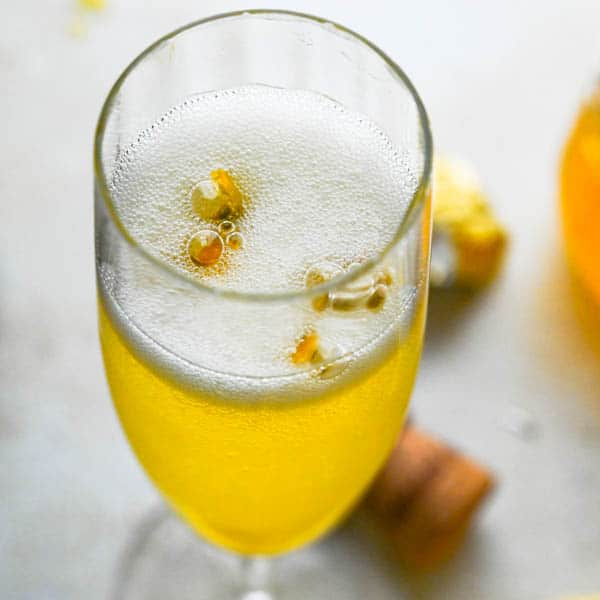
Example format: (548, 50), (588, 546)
(99, 85), (423, 399)
(110, 85), (417, 294)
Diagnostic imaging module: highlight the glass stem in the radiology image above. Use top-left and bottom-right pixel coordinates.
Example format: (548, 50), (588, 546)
(237, 556), (273, 600)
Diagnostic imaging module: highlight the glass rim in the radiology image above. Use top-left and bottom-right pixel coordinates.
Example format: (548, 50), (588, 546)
(94, 8), (433, 303)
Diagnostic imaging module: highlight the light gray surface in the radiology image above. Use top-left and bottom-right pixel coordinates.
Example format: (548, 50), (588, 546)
(2, 1), (600, 598)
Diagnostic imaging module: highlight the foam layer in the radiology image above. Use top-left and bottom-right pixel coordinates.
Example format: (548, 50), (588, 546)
(110, 85), (417, 294)
(99, 85), (423, 397)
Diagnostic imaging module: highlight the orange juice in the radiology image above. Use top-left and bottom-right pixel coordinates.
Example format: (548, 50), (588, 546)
(561, 87), (600, 305)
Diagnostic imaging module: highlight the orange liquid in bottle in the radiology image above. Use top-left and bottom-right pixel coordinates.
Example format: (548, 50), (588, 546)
(561, 89), (600, 305)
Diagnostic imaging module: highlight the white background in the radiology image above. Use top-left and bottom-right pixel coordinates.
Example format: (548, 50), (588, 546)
(2, 1), (600, 598)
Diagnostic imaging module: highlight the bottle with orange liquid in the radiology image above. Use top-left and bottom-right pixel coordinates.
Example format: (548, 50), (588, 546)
(561, 82), (600, 308)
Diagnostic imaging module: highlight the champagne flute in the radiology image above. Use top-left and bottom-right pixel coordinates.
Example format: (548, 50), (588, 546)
(95, 10), (432, 598)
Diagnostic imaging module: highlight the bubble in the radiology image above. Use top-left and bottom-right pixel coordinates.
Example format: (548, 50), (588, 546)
(375, 269), (393, 287)
(311, 293), (330, 312)
(187, 230), (224, 266)
(291, 331), (320, 364)
(191, 170), (243, 221)
(330, 290), (368, 311)
(218, 220), (236, 236)
(226, 232), (244, 250)
(366, 284), (387, 311)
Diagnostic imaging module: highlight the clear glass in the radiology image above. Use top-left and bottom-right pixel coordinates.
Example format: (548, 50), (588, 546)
(95, 10), (432, 599)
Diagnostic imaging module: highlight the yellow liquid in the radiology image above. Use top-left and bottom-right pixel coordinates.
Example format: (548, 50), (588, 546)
(99, 298), (425, 555)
